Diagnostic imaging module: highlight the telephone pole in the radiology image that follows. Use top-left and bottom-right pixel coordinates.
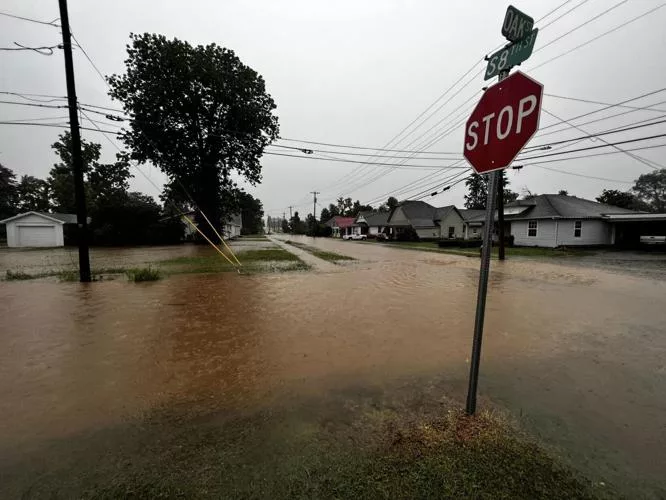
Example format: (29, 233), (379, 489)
(58, 0), (91, 282)
(310, 192), (320, 221)
(288, 206), (293, 219)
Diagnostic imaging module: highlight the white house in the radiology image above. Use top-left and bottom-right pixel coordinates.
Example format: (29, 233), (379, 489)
(386, 201), (465, 240)
(0, 211), (77, 247)
(352, 211), (390, 237)
(224, 213), (242, 239)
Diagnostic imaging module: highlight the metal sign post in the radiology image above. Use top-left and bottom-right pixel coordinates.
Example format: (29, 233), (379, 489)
(463, 6), (543, 415)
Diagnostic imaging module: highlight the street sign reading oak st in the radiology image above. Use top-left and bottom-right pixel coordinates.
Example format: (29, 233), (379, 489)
(463, 71), (543, 174)
(502, 5), (534, 42)
(484, 28), (538, 80)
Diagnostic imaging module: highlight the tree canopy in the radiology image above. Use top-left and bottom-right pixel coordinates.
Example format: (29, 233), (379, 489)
(631, 168), (666, 212)
(464, 172), (518, 209)
(596, 189), (648, 211)
(108, 33), (279, 239)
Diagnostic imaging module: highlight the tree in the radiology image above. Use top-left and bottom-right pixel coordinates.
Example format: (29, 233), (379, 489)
(320, 207), (331, 222)
(289, 211), (306, 234)
(558, 189), (569, 196)
(632, 169), (666, 212)
(387, 196), (399, 210)
(351, 200), (373, 216)
(237, 191), (264, 235)
(327, 203), (340, 217)
(337, 197), (353, 216)
(0, 164), (18, 220)
(16, 175), (50, 212)
(596, 189), (647, 211)
(465, 172), (518, 209)
(281, 218), (289, 233)
(464, 173), (487, 209)
(49, 131), (102, 213)
(108, 33), (279, 241)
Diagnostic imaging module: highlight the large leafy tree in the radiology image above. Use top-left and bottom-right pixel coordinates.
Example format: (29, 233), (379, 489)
(596, 189), (648, 211)
(16, 175), (50, 212)
(464, 172), (518, 209)
(0, 164), (18, 220)
(108, 33), (279, 240)
(237, 191), (264, 235)
(320, 207), (331, 222)
(632, 169), (666, 212)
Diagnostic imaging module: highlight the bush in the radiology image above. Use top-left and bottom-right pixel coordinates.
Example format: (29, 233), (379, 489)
(5, 270), (32, 280)
(126, 266), (162, 282)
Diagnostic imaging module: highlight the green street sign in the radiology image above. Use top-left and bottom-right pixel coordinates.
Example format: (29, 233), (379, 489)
(484, 28), (538, 81)
(502, 5), (534, 42)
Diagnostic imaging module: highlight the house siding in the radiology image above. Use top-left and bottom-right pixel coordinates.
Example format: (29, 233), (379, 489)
(5, 214), (65, 247)
(389, 207), (410, 225)
(438, 211), (465, 239)
(555, 219), (611, 246)
(416, 227), (440, 240)
(511, 219), (557, 247)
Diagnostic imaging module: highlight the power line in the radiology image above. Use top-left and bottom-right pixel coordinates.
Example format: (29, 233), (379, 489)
(0, 91), (66, 103)
(263, 151), (464, 169)
(530, 3), (666, 72)
(70, 32), (108, 86)
(0, 42), (61, 55)
(275, 137), (460, 155)
(544, 93), (666, 113)
(267, 143), (460, 159)
(0, 11), (60, 27)
(0, 99), (68, 109)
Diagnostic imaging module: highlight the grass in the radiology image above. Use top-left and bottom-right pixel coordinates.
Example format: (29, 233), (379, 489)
(381, 240), (590, 258)
(5, 269), (33, 280)
(285, 240), (356, 263)
(158, 247), (308, 274)
(0, 378), (614, 499)
(125, 266), (162, 282)
(3, 267), (131, 282)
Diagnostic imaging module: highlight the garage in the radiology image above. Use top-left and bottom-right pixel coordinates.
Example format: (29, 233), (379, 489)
(0, 212), (75, 248)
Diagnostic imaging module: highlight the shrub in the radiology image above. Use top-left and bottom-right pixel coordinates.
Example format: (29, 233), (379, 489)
(126, 266), (162, 282)
(5, 270), (32, 280)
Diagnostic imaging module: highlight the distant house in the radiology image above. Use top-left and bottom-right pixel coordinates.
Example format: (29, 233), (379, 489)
(386, 200), (465, 240)
(460, 194), (666, 248)
(224, 213), (242, 239)
(0, 211), (78, 247)
(352, 211), (390, 237)
(325, 216), (356, 238)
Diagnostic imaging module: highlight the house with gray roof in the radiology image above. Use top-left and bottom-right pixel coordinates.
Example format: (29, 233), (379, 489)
(352, 211), (390, 237)
(386, 200), (465, 240)
(462, 194), (665, 248)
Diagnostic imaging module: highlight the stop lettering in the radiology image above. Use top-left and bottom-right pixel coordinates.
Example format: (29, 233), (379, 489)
(463, 71), (543, 174)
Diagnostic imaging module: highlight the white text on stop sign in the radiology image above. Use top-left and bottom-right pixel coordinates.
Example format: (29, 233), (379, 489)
(465, 95), (537, 151)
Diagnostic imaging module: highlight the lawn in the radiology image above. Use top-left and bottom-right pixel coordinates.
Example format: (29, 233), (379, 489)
(157, 247), (309, 274)
(2, 382), (613, 499)
(285, 240), (355, 263)
(380, 240), (590, 258)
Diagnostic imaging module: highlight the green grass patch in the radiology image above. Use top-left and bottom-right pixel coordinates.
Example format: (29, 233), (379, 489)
(125, 266), (162, 282)
(382, 241), (590, 258)
(158, 247), (308, 274)
(5, 270), (33, 280)
(286, 240), (356, 263)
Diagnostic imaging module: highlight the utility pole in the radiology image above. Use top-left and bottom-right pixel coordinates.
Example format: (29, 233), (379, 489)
(310, 192), (319, 221)
(497, 171), (506, 260)
(58, 0), (91, 282)
(288, 206), (293, 219)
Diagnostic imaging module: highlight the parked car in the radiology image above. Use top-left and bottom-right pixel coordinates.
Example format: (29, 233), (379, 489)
(350, 233), (367, 241)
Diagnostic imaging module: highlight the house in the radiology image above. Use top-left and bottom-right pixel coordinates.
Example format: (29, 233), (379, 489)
(460, 194), (666, 248)
(224, 213), (242, 239)
(352, 211), (390, 237)
(386, 200), (465, 240)
(0, 211), (77, 247)
(325, 216), (356, 238)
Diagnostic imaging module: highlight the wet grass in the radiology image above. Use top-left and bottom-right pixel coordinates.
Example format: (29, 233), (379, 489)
(4, 269), (33, 280)
(381, 240), (590, 258)
(3, 267), (129, 282)
(125, 266), (162, 282)
(158, 247), (309, 274)
(0, 379), (615, 499)
(286, 240), (356, 263)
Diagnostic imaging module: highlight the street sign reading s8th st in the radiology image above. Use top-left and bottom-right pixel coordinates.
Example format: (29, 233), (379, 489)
(463, 71), (543, 174)
(484, 28), (538, 80)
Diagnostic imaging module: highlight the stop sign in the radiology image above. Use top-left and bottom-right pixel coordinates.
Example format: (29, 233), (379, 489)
(463, 71), (543, 174)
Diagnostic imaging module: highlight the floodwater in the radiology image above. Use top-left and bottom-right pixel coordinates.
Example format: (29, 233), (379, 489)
(1, 237), (665, 496)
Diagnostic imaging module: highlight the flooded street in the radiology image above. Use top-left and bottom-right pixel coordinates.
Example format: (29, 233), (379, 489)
(1, 239), (665, 497)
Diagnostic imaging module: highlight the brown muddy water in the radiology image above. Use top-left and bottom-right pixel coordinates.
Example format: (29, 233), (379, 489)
(1, 237), (665, 497)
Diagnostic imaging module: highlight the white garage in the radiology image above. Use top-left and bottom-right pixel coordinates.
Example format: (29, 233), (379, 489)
(0, 212), (76, 247)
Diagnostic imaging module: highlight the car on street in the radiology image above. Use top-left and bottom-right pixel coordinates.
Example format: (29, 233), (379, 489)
(343, 233), (367, 241)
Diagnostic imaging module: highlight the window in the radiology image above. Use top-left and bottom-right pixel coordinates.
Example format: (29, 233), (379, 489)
(448, 226), (455, 238)
(574, 220), (582, 238)
(528, 220), (538, 237)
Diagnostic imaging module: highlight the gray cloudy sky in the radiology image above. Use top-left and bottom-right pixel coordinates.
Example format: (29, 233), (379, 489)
(2, 0), (665, 218)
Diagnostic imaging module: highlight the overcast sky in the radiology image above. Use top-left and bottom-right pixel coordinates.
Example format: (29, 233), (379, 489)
(2, 0), (665, 219)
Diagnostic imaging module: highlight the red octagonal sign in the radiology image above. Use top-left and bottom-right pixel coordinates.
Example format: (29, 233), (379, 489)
(463, 71), (543, 174)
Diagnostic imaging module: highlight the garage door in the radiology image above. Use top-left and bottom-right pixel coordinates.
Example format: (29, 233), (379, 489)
(17, 225), (57, 247)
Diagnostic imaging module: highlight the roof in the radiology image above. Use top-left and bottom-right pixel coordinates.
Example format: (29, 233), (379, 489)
(327, 216), (356, 229)
(505, 194), (639, 220)
(365, 211), (389, 226)
(434, 205), (460, 221)
(458, 209), (486, 222)
(0, 211), (77, 225)
(387, 200), (438, 228)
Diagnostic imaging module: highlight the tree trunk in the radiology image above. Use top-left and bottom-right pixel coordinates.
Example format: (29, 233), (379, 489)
(196, 165), (221, 243)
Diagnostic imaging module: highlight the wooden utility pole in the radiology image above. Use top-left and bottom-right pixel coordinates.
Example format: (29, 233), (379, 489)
(310, 192), (319, 221)
(58, 0), (91, 282)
